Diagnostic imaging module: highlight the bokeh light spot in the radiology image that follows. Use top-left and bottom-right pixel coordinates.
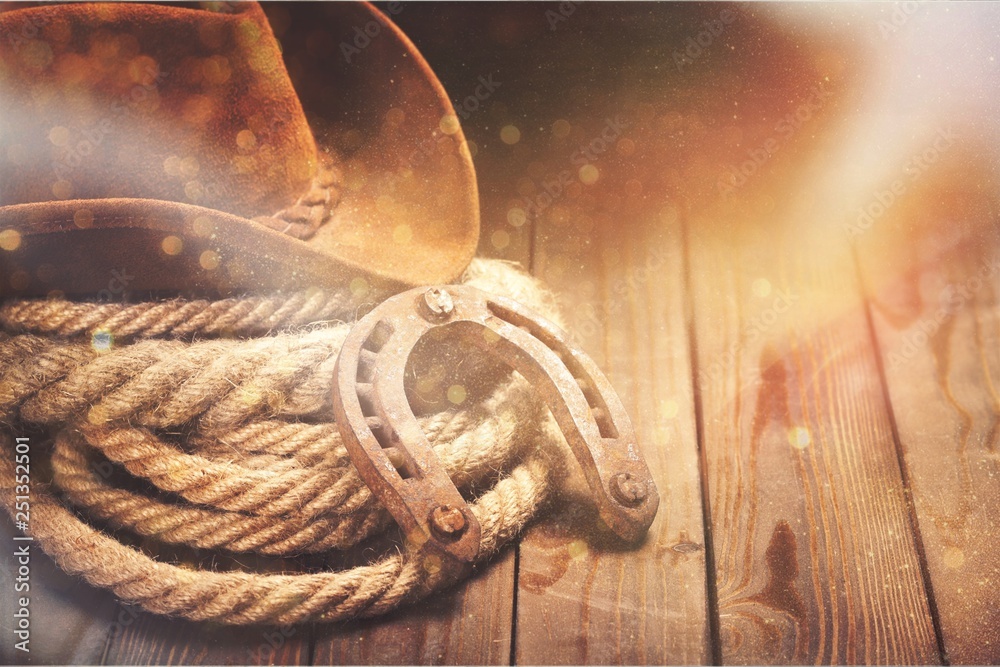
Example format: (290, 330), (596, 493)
(568, 540), (588, 559)
(0, 230), (22, 251)
(439, 114), (460, 136)
(74, 208), (94, 229)
(163, 155), (182, 177)
(943, 546), (965, 569)
(192, 215), (214, 237)
(161, 235), (183, 256)
(500, 125), (521, 145)
(185, 180), (204, 201)
(552, 119), (571, 138)
(350, 277), (369, 298)
(423, 554), (442, 575)
(393, 224), (413, 244)
(52, 180), (73, 199)
(385, 107), (405, 127)
(752, 278), (772, 298)
(199, 250), (220, 270)
(507, 207), (527, 227)
(9, 271), (29, 291)
(788, 426), (811, 450)
(236, 129), (257, 151)
(49, 126), (70, 147)
(91, 330), (114, 352)
(491, 230), (510, 250)
(87, 405), (108, 425)
(447, 384), (467, 405)
(482, 327), (502, 345)
(579, 164), (599, 185)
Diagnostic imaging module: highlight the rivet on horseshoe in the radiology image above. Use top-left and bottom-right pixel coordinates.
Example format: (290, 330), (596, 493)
(332, 285), (660, 577)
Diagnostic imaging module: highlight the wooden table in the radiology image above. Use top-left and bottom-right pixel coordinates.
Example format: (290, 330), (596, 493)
(2, 3), (998, 664)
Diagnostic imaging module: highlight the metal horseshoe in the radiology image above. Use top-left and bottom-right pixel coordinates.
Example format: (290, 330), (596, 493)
(332, 285), (659, 578)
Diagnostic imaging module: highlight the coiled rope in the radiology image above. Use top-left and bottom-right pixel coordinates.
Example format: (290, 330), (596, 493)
(0, 259), (567, 624)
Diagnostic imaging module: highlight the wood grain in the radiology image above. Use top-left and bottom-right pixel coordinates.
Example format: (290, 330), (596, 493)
(103, 207), (524, 666)
(97, 4), (527, 662)
(854, 145), (1000, 665)
(9, 4), (1000, 665)
(100, 546), (314, 666)
(686, 172), (941, 663)
(309, 53), (532, 660)
(514, 177), (709, 663)
(314, 549), (515, 665)
(103, 612), (310, 666)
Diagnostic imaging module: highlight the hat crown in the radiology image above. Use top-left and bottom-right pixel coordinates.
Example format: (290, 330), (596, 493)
(0, 2), (316, 218)
(0, 2), (480, 296)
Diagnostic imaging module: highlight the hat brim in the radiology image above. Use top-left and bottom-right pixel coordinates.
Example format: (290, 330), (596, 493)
(0, 198), (414, 297)
(0, 3), (479, 298)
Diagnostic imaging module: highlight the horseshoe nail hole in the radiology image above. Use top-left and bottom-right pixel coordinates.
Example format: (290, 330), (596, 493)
(591, 407), (617, 439)
(371, 430), (422, 481)
(382, 446), (405, 467)
(382, 447), (420, 480)
(368, 418), (396, 448)
(366, 415), (385, 434)
(357, 382), (376, 416)
(396, 464), (417, 480)
(357, 348), (377, 383)
(363, 320), (394, 353)
(578, 378), (601, 405)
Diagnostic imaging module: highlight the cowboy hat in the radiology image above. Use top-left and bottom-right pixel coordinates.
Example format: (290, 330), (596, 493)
(0, 1), (479, 298)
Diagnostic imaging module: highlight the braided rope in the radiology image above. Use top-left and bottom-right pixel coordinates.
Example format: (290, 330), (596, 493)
(0, 442), (553, 624)
(252, 154), (343, 240)
(0, 259), (567, 624)
(0, 288), (359, 339)
(51, 434), (389, 556)
(51, 385), (546, 556)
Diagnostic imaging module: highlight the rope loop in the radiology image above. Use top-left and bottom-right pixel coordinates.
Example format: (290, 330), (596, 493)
(0, 259), (566, 624)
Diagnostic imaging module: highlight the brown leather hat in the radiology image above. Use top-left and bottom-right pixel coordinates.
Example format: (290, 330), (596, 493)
(0, 2), (479, 298)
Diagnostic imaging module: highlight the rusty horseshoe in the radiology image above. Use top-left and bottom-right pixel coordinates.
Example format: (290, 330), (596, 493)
(332, 285), (659, 578)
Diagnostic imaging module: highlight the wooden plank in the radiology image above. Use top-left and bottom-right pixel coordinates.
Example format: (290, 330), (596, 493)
(853, 142), (1000, 665)
(104, 612), (310, 666)
(314, 550), (516, 665)
(467, 4), (778, 661)
(103, 238), (523, 665)
(499, 9), (848, 661)
(101, 546), (313, 666)
(311, 53), (528, 667)
(515, 152), (709, 662)
(99, 5), (524, 664)
(310, 185), (523, 663)
(687, 155), (941, 662)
